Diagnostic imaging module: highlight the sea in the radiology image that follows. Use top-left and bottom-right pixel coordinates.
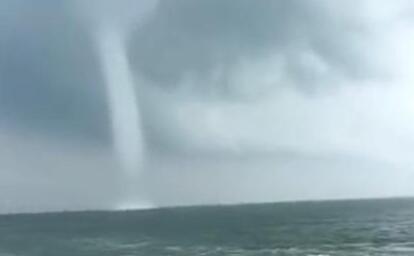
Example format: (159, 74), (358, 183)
(1, 198), (414, 256)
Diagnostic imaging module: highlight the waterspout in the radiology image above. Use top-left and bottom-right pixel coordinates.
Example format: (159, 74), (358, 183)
(96, 28), (144, 176)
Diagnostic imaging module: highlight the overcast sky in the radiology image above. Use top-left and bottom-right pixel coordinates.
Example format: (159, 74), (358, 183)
(1, 0), (414, 213)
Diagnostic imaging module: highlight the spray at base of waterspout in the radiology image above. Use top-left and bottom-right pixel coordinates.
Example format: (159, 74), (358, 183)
(114, 196), (155, 211)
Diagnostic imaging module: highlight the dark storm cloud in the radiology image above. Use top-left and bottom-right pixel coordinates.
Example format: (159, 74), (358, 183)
(109, 0), (396, 155)
(130, 0), (379, 94)
(0, 0), (389, 145)
(0, 0), (109, 143)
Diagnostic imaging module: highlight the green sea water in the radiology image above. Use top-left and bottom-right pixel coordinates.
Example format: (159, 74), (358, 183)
(1, 198), (414, 256)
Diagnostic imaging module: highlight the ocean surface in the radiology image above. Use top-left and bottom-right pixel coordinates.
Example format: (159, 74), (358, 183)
(1, 198), (414, 256)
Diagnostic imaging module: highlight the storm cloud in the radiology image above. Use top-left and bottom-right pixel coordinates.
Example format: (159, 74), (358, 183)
(1, 0), (414, 213)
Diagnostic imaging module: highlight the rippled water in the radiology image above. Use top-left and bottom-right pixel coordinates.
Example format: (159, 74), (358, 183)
(1, 198), (414, 255)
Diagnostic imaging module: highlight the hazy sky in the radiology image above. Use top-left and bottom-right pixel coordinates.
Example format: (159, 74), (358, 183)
(1, 0), (414, 213)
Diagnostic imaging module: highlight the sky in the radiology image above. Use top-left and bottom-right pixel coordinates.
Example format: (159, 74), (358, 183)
(1, 0), (414, 213)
